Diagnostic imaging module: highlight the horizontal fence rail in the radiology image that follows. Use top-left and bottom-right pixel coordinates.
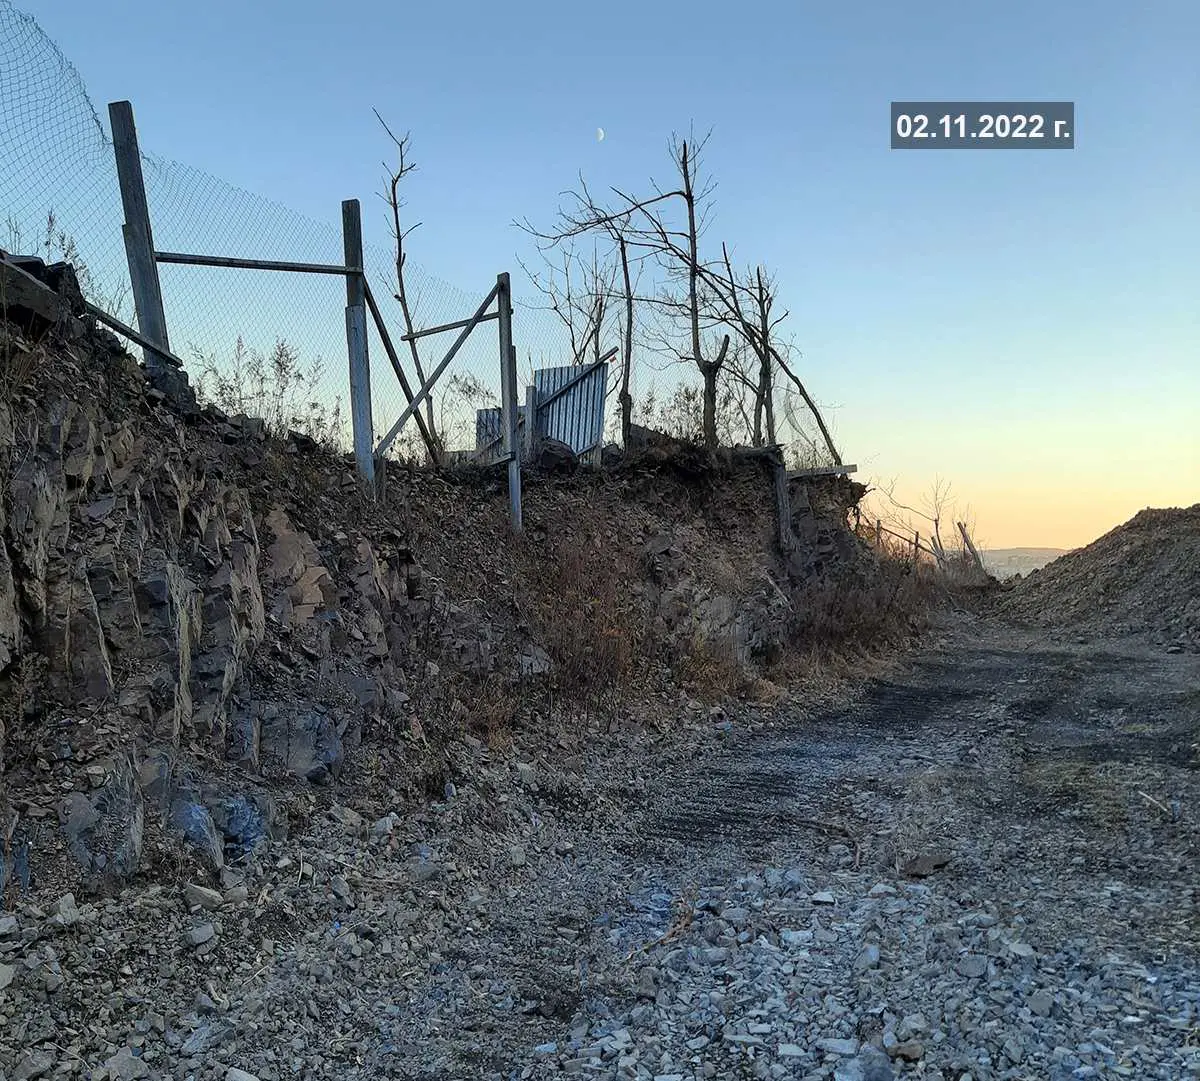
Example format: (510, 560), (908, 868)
(155, 251), (361, 276)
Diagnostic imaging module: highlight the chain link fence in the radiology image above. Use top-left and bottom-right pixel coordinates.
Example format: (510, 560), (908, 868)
(2, 0), (834, 465)
(0, 0), (586, 460)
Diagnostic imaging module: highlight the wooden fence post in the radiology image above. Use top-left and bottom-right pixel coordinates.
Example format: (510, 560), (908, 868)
(342, 199), (375, 493)
(497, 273), (522, 532)
(957, 521), (986, 575)
(773, 454), (795, 554)
(108, 101), (172, 374)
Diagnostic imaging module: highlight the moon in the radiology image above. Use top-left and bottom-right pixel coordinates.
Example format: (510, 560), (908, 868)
(597, 127), (605, 142)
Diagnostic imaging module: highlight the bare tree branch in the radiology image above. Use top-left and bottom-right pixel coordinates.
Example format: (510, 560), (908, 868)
(375, 110), (443, 464)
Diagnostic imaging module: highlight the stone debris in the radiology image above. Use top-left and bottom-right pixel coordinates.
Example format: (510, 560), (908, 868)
(996, 504), (1200, 651)
(183, 883), (224, 911)
(1, 305), (1197, 1081)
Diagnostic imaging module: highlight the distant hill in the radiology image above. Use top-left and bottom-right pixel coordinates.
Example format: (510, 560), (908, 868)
(982, 547), (1069, 578)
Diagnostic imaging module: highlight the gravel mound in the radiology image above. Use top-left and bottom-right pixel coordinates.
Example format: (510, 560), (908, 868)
(996, 505), (1200, 651)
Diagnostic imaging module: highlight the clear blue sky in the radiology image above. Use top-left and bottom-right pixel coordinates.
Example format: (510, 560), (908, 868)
(13, 0), (1200, 546)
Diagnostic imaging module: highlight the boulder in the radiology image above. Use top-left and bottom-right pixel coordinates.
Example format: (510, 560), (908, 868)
(535, 438), (578, 474)
(258, 704), (344, 783)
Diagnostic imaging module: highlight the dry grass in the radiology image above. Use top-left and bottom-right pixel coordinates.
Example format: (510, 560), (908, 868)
(0, 323), (43, 401)
(524, 528), (646, 710)
(1018, 758), (1130, 827)
(465, 675), (521, 751)
(887, 768), (958, 873)
(673, 633), (752, 702)
(787, 554), (940, 654)
(190, 336), (347, 450)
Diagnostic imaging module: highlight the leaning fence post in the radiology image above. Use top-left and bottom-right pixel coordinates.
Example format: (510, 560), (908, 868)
(957, 521), (986, 575)
(342, 199), (375, 493)
(497, 273), (522, 532)
(108, 101), (173, 378)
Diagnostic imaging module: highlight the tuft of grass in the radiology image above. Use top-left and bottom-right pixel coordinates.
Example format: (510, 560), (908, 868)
(525, 529), (644, 711)
(190, 335), (346, 449)
(465, 675), (521, 751)
(1018, 758), (1129, 826)
(0, 324), (41, 400)
(673, 632), (752, 702)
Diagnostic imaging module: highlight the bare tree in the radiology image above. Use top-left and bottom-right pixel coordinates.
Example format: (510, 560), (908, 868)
(707, 254), (782, 446)
(703, 248), (843, 462)
(376, 112), (443, 464)
(749, 267), (777, 446)
(523, 134), (733, 449)
(876, 477), (966, 566)
(525, 132), (844, 462)
(519, 243), (616, 365)
(614, 232), (638, 444)
(519, 236), (645, 444)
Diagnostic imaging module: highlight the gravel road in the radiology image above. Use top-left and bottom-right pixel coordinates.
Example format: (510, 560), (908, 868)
(2, 618), (1197, 1081)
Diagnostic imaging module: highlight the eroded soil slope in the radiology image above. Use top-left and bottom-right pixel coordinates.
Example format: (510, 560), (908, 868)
(994, 506), (1200, 652)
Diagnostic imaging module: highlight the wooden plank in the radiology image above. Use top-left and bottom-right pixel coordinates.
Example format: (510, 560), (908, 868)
(400, 311), (500, 342)
(361, 278), (439, 462)
(108, 101), (171, 366)
(374, 283), (500, 459)
(787, 462), (858, 480)
(522, 383), (538, 460)
(497, 272), (522, 533)
(773, 459), (795, 553)
(83, 301), (189, 368)
(957, 521), (986, 573)
(875, 521), (938, 559)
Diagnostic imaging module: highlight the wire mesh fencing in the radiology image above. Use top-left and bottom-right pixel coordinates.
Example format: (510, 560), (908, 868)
(2, 0), (846, 470)
(0, 0), (134, 320)
(0, 0), (586, 462)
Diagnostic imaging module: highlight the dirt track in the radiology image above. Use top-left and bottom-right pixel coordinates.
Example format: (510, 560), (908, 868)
(502, 615), (1200, 1080)
(3, 616), (1198, 1080)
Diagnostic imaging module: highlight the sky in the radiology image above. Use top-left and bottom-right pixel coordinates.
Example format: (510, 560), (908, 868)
(11, 0), (1200, 548)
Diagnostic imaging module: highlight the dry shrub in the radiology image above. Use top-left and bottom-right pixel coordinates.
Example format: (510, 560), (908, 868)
(788, 554), (939, 654)
(674, 632), (752, 702)
(0, 325), (41, 400)
(526, 529), (644, 708)
(190, 336), (347, 450)
(466, 675), (521, 751)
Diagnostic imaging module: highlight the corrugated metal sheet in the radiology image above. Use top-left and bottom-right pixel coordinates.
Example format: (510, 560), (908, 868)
(476, 407), (502, 452)
(470, 362), (607, 464)
(474, 404), (527, 464)
(533, 361), (608, 455)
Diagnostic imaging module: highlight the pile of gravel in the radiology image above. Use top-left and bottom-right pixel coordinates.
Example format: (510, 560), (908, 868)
(995, 505), (1200, 651)
(522, 867), (1200, 1081)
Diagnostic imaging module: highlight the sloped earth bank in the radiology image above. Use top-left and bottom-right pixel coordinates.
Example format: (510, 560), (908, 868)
(993, 505), (1200, 653)
(2, 615), (1197, 1080)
